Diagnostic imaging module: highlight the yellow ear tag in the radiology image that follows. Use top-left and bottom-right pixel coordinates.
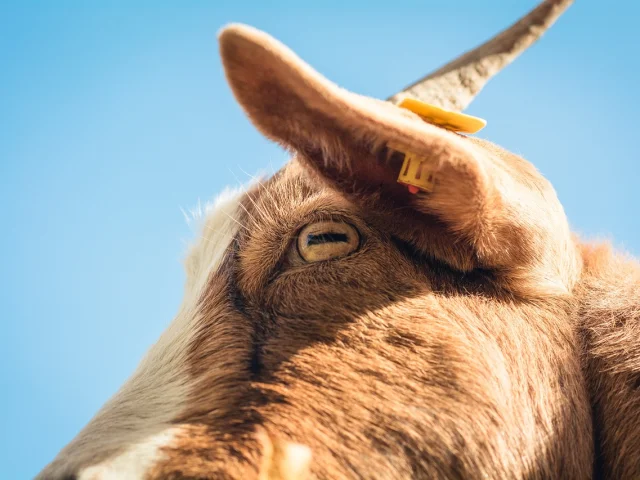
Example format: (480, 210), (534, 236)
(395, 150), (437, 194)
(397, 97), (487, 134)
(394, 97), (487, 194)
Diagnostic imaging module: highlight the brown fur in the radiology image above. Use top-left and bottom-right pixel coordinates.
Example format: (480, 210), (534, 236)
(578, 244), (640, 478)
(156, 25), (636, 479)
(39, 14), (640, 480)
(150, 156), (594, 478)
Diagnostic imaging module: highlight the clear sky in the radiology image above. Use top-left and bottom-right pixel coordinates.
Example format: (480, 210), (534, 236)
(1, 1), (638, 478)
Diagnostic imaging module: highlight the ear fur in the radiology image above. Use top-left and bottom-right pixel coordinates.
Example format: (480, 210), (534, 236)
(218, 24), (477, 170)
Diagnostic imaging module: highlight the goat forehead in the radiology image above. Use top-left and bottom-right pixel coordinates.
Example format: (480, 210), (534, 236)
(249, 160), (355, 219)
(37, 188), (247, 480)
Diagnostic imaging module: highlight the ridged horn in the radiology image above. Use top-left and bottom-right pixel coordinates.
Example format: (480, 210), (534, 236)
(388, 0), (574, 111)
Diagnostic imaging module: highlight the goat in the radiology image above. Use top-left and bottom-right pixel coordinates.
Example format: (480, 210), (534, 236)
(37, 1), (640, 478)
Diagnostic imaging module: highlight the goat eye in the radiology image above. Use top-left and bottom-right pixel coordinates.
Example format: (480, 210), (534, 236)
(297, 221), (360, 263)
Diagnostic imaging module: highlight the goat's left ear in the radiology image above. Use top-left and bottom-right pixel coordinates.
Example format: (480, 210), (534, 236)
(219, 24), (577, 295)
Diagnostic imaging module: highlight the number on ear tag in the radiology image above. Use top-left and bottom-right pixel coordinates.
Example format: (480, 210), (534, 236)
(396, 151), (436, 193)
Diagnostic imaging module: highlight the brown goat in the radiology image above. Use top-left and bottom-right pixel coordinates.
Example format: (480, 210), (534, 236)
(37, 1), (640, 478)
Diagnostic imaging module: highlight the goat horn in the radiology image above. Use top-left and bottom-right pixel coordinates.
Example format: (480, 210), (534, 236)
(388, 0), (574, 111)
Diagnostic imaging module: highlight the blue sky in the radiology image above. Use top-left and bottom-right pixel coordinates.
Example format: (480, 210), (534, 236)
(1, 1), (638, 478)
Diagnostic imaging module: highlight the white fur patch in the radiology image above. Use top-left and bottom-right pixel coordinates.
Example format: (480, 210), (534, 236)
(183, 186), (248, 295)
(37, 187), (246, 479)
(78, 428), (180, 480)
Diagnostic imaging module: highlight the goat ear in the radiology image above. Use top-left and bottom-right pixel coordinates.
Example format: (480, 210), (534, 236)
(219, 25), (576, 295)
(218, 24), (469, 165)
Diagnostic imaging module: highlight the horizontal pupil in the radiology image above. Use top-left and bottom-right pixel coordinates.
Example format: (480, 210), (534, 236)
(306, 232), (349, 246)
